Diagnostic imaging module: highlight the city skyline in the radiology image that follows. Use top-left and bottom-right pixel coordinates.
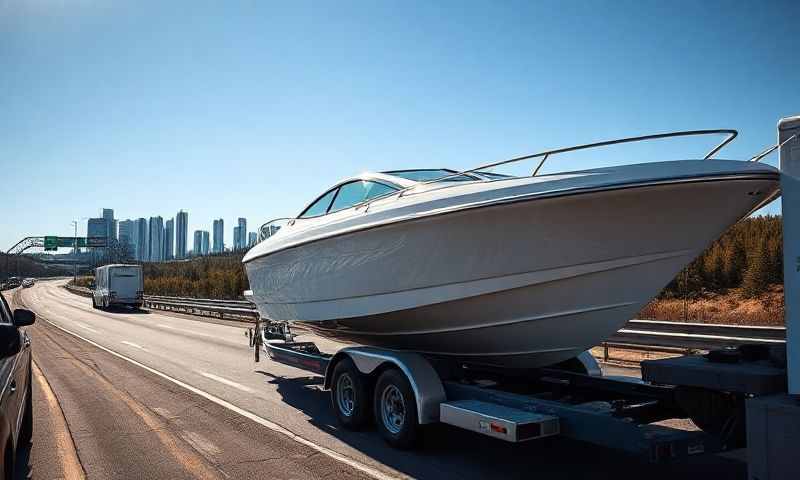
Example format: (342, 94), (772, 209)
(83, 208), (258, 262)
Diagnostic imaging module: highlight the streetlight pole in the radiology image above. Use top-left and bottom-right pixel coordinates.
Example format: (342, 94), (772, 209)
(70, 220), (78, 284)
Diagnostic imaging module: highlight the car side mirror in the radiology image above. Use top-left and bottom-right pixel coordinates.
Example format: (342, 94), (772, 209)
(0, 324), (21, 359)
(13, 309), (35, 327)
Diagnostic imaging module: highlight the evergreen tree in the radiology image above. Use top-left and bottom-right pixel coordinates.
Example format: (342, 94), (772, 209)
(742, 240), (770, 298)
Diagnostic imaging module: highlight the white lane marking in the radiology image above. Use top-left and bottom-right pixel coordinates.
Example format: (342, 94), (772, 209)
(76, 323), (98, 333)
(197, 371), (255, 393)
(40, 318), (397, 480)
(156, 324), (239, 344)
(121, 341), (145, 350)
(157, 323), (214, 336)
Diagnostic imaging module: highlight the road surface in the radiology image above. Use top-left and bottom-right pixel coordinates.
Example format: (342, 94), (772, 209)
(12, 280), (748, 479)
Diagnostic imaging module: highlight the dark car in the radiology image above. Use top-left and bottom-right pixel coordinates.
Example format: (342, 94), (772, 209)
(0, 294), (33, 479)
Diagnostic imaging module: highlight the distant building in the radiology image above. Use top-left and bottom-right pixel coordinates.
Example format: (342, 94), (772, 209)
(149, 216), (164, 262)
(176, 210), (188, 259)
(164, 218), (175, 260)
(213, 219), (224, 253)
(103, 208), (117, 241)
(193, 230), (202, 256)
(87, 218), (106, 241)
(233, 226), (241, 251)
(134, 218), (148, 261)
(118, 219), (135, 257)
(238, 218), (247, 249)
(201, 231), (210, 255)
(248, 231), (257, 247)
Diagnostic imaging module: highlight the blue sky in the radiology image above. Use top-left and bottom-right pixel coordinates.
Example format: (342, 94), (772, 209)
(1, 0), (798, 252)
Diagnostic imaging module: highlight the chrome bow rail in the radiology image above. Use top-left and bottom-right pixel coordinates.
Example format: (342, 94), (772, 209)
(400, 129), (739, 197)
(351, 129), (739, 211)
(750, 132), (799, 162)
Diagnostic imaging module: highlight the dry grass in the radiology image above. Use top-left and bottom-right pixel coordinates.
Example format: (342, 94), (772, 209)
(637, 284), (784, 326)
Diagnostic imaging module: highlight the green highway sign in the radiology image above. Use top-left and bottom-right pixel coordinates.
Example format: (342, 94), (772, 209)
(43, 236), (105, 250)
(43, 236), (58, 251)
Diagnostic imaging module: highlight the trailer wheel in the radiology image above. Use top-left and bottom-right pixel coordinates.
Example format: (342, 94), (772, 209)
(374, 368), (419, 449)
(330, 358), (371, 430)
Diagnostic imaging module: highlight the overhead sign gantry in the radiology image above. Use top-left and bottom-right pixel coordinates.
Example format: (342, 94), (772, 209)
(8, 236), (108, 254)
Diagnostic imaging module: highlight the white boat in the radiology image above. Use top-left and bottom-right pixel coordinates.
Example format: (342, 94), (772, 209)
(243, 130), (780, 368)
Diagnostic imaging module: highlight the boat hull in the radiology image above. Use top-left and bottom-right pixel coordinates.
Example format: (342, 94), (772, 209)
(246, 173), (779, 368)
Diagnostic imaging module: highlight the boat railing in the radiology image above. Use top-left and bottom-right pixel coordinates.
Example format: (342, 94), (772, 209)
(258, 218), (291, 242)
(392, 129), (739, 201)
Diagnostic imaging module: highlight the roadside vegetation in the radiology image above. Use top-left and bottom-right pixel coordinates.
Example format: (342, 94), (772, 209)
(642, 215), (784, 325)
(142, 253), (249, 299)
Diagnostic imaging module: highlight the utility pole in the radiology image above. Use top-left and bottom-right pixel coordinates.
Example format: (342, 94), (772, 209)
(71, 220), (78, 284)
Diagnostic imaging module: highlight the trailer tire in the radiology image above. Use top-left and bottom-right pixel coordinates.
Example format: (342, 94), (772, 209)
(330, 358), (371, 430)
(374, 368), (419, 449)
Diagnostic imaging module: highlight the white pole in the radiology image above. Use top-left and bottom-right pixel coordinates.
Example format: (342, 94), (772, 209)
(779, 116), (800, 396)
(71, 220), (78, 284)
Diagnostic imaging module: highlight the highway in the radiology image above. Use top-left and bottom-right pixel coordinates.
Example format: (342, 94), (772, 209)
(13, 279), (748, 479)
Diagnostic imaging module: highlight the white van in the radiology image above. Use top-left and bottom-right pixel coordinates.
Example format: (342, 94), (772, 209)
(93, 264), (144, 310)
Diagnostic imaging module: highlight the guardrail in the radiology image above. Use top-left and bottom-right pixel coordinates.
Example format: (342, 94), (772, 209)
(63, 285), (786, 352)
(143, 296), (258, 321)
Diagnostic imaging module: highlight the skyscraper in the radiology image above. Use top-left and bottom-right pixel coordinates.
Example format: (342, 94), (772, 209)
(176, 210), (188, 259)
(164, 218), (175, 260)
(193, 230), (202, 256)
(148, 216), (164, 262)
(238, 218), (247, 249)
(233, 226), (241, 251)
(134, 218), (148, 261)
(248, 231), (257, 247)
(118, 219), (135, 258)
(87, 217), (107, 261)
(213, 219), (224, 253)
(201, 231), (210, 255)
(87, 218), (106, 240)
(102, 208), (117, 241)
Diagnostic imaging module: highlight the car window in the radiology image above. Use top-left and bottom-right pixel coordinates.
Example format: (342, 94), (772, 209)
(329, 181), (397, 213)
(299, 189), (338, 218)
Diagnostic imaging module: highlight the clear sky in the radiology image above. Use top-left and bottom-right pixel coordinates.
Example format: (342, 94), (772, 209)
(1, 0), (799, 252)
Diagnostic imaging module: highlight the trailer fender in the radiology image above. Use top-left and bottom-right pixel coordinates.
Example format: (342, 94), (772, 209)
(324, 347), (445, 424)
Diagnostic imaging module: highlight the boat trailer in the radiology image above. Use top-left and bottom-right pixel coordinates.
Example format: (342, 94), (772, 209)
(246, 115), (800, 476)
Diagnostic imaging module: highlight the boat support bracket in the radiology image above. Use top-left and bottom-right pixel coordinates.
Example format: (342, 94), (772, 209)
(323, 346), (446, 424)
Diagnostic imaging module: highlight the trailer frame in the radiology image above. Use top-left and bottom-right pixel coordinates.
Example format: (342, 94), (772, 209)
(253, 321), (781, 462)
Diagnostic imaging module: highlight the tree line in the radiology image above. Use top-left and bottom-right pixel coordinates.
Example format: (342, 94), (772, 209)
(142, 253), (249, 299)
(663, 215), (783, 299)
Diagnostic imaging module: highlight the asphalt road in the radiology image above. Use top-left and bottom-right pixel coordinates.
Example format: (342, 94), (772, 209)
(13, 280), (748, 479)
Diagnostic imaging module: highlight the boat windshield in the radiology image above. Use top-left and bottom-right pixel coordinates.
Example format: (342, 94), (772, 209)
(384, 169), (476, 183)
(474, 170), (513, 180)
